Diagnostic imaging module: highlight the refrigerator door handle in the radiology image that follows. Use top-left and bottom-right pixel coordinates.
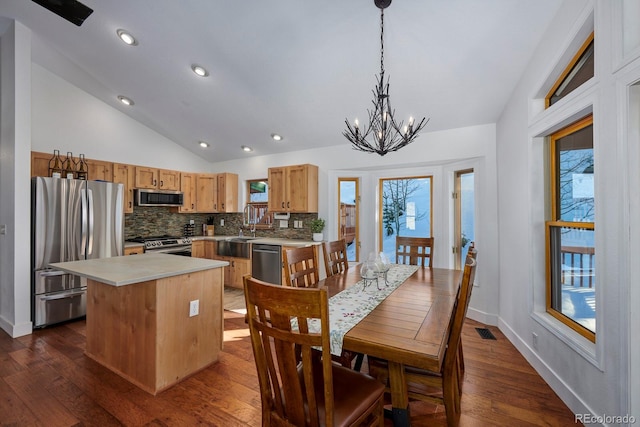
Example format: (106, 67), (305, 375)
(87, 188), (94, 256)
(81, 188), (88, 256)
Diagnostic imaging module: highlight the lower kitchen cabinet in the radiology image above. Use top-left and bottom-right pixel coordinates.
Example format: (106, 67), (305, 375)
(191, 240), (205, 258)
(212, 255), (250, 288)
(124, 246), (144, 255)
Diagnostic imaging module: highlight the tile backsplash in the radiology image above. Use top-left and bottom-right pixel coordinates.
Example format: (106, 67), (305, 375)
(125, 207), (319, 240)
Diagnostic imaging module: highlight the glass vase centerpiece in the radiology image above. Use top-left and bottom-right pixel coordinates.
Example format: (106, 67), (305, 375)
(360, 259), (380, 290)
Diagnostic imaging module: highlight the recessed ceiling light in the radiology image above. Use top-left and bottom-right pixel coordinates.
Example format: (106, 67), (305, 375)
(271, 133), (283, 141)
(191, 64), (209, 77)
(199, 141), (209, 148)
(117, 95), (134, 106)
(116, 29), (138, 46)
(242, 145), (253, 152)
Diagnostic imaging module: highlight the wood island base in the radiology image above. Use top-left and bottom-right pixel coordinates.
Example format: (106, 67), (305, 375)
(85, 268), (224, 395)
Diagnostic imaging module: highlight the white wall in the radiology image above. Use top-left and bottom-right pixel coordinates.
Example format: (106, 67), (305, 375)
(497, 0), (637, 421)
(211, 123), (500, 325)
(30, 64), (213, 173)
(0, 20), (32, 337)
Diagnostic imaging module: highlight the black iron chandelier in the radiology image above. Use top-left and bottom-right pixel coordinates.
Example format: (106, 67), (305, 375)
(344, 0), (428, 156)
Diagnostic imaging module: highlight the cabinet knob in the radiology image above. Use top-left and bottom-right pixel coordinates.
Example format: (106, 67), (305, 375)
(160, 180), (164, 187)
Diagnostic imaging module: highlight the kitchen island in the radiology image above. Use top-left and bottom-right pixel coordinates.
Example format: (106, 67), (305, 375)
(51, 253), (228, 395)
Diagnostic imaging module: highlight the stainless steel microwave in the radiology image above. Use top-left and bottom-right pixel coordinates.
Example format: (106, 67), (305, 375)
(135, 189), (184, 207)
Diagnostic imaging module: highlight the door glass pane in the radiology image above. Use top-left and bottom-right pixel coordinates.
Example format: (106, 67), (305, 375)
(380, 177), (432, 262)
(460, 172), (475, 265)
(339, 179), (358, 262)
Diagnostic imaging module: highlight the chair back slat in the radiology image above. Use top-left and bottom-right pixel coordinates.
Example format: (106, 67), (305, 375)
(283, 245), (320, 287)
(322, 239), (349, 277)
(396, 236), (434, 267)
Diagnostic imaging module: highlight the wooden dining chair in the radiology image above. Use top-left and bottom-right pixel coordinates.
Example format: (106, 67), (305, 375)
(322, 239), (349, 277)
(283, 245), (321, 288)
(368, 255), (477, 427)
(243, 275), (385, 427)
(396, 236), (434, 267)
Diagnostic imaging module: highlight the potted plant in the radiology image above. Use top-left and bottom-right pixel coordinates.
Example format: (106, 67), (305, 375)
(310, 218), (325, 242)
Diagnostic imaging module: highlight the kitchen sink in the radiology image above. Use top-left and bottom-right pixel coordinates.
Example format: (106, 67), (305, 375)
(217, 238), (253, 258)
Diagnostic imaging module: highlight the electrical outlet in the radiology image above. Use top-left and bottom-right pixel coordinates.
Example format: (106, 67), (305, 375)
(189, 300), (199, 317)
(532, 332), (538, 350)
(0, 224), (6, 235)
(220, 219), (225, 226)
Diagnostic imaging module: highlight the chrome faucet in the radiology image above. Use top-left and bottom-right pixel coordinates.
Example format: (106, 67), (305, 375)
(250, 205), (257, 237)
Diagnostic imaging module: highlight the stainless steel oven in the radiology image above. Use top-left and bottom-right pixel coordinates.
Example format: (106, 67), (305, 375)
(126, 235), (193, 256)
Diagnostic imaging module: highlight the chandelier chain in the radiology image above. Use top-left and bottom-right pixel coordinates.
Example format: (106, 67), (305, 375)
(380, 8), (385, 77)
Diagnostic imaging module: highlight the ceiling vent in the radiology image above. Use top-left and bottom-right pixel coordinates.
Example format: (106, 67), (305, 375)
(31, 0), (94, 26)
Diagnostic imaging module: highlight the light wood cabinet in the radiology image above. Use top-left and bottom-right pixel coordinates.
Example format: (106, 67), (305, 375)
(205, 241), (216, 259)
(88, 160), (113, 181)
(268, 164), (318, 213)
(196, 174), (217, 212)
(113, 163), (135, 214)
(31, 151), (52, 177)
(195, 173), (238, 213)
(215, 173), (239, 213)
(214, 256), (250, 288)
(124, 246), (144, 255)
(191, 240), (205, 258)
(180, 172), (197, 212)
(135, 167), (181, 191)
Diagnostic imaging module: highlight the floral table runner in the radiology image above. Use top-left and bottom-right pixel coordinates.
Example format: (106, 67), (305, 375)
(292, 264), (419, 356)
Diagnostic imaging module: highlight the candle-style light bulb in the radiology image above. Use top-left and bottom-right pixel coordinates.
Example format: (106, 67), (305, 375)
(354, 118), (359, 129)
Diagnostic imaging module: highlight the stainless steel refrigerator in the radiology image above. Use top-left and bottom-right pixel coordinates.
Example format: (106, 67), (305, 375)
(31, 177), (124, 327)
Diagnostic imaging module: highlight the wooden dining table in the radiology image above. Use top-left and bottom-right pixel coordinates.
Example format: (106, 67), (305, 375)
(317, 265), (462, 427)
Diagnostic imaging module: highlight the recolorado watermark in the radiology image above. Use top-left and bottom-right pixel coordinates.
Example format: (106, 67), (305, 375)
(575, 414), (636, 424)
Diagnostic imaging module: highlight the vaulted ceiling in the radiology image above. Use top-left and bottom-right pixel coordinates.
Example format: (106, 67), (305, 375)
(0, 0), (563, 162)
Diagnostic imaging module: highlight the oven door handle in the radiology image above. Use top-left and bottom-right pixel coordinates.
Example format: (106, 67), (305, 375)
(149, 246), (192, 254)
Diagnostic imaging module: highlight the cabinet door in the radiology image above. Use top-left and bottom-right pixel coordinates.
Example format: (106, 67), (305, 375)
(197, 174), (216, 212)
(229, 258), (251, 288)
(191, 240), (205, 258)
(159, 169), (181, 191)
(124, 246), (144, 255)
(88, 160), (113, 181)
(180, 172), (197, 212)
(268, 167), (287, 212)
(31, 151), (53, 177)
(218, 173), (238, 213)
(204, 241), (216, 259)
(288, 164), (318, 212)
(113, 163), (135, 214)
(135, 166), (158, 189)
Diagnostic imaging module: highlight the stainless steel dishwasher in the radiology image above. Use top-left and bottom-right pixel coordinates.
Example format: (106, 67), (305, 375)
(251, 244), (282, 285)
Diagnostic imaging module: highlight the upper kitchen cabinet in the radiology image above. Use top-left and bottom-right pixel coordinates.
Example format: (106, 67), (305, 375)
(191, 173), (238, 213)
(112, 163), (135, 214)
(88, 160), (113, 181)
(215, 173), (239, 213)
(180, 172), (197, 213)
(31, 151), (52, 177)
(135, 167), (181, 191)
(268, 164), (318, 213)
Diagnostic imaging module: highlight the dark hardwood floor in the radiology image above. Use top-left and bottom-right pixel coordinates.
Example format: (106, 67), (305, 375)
(1, 311), (580, 426)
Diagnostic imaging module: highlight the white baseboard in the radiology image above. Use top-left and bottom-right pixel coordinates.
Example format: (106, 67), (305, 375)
(0, 315), (32, 338)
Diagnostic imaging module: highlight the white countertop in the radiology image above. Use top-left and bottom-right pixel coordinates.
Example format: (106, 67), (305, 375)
(50, 253), (228, 287)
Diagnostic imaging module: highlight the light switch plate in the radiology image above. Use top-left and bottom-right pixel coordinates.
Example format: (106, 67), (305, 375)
(189, 300), (199, 317)
(279, 220), (288, 228)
